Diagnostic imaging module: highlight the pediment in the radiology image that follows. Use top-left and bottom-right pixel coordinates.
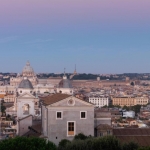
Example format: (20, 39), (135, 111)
(50, 96), (94, 107)
(17, 92), (36, 99)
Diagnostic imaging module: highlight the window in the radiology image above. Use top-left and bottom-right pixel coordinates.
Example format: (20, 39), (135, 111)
(80, 111), (87, 119)
(67, 122), (75, 136)
(56, 111), (63, 119)
(23, 104), (29, 115)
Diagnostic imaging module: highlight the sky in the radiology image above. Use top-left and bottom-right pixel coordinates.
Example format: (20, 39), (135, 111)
(0, 0), (150, 74)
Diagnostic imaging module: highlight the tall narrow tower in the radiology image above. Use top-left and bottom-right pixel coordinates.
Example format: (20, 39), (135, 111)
(74, 64), (77, 75)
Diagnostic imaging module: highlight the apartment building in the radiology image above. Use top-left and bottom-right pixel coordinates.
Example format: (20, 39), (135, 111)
(89, 96), (109, 108)
(112, 96), (148, 107)
(135, 97), (148, 105)
(4, 94), (16, 103)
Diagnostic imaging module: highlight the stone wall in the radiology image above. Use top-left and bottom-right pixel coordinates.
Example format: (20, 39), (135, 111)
(18, 115), (32, 136)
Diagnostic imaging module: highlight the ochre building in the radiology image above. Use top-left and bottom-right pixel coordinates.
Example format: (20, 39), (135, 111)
(112, 97), (148, 107)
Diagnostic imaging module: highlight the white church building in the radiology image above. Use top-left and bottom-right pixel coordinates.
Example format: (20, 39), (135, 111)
(4, 61), (74, 119)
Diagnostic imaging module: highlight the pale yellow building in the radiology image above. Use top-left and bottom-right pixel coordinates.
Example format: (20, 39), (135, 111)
(135, 97), (148, 106)
(112, 96), (135, 107)
(112, 96), (148, 107)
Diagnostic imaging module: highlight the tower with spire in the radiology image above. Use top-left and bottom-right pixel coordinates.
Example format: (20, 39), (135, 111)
(74, 64), (77, 75)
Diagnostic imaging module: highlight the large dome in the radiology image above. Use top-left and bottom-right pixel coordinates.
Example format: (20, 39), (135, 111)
(18, 78), (34, 89)
(22, 61), (35, 77)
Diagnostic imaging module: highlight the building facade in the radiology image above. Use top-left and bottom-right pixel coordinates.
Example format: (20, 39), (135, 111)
(89, 96), (109, 108)
(135, 97), (148, 105)
(112, 97), (135, 107)
(4, 94), (16, 103)
(40, 94), (94, 145)
(112, 96), (148, 107)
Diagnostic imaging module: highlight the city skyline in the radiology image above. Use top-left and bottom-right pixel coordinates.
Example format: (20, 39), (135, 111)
(0, 0), (150, 73)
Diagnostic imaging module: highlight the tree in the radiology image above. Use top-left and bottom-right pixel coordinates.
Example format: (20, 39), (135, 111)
(64, 136), (122, 150)
(102, 105), (108, 108)
(58, 139), (71, 150)
(138, 147), (150, 150)
(0, 103), (6, 113)
(131, 105), (141, 114)
(122, 105), (130, 111)
(0, 136), (57, 150)
(122, 141), (139, 150)
(74, 133), (88, 140)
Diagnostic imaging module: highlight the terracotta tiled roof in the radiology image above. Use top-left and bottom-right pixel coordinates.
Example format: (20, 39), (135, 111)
(96, 124), (112, 130)
(113, 128), (150, 136)
(114, 128), (150, 146)
(126, 125), (139, 128)
(39, 93), (71, 105)
(116, 136), (150, 147)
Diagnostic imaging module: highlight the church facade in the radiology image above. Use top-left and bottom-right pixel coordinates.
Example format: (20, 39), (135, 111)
(40, 94), (94, 145)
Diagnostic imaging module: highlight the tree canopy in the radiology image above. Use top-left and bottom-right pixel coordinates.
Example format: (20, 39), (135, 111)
(0, 137), (57, 150)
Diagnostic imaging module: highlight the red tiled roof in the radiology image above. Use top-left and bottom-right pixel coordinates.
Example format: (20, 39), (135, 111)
(114, 128), (150, 146)
(116, 136), (150, 147)
(113, 128), (150, 136)
(39, 93), (71, 105)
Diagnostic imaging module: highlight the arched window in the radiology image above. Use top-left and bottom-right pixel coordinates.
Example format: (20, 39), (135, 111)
(23, 104), (30, 115)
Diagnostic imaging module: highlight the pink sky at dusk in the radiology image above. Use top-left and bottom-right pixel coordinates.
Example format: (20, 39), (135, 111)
(0, 0), (150, 27)
(0, 0), (150, 73)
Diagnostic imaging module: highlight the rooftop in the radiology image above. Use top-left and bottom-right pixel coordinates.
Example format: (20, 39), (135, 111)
(40, 93), (71, 105)
(116, 136), (150, 147)
(113, 128), (150, 136)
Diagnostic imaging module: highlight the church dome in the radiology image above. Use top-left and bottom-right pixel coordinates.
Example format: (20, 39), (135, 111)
(59, 78), (72, 88)
(22, 61), (35, 77)
(18, 78), (34, 89)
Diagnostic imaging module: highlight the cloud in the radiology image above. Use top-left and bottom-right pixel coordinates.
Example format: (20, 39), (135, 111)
(0, 36), (18, 43)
